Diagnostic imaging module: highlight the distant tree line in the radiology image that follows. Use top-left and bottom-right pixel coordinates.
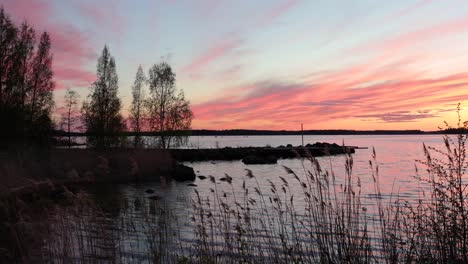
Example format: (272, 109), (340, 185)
(57, 129), (453, 137)
(188, 129), (430, 136)
(0, 7), (193, 150)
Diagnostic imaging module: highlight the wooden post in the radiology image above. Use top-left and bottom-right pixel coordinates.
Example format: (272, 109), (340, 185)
(301, 123), (304, 147)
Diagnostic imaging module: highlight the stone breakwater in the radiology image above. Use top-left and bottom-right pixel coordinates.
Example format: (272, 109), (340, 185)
(170, 142), (356, 164)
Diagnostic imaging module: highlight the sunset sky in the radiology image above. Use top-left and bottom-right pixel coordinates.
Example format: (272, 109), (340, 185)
(2, 0), (468, 131)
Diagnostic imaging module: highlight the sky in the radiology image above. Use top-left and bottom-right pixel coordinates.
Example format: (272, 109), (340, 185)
(2, 0), (468, 131)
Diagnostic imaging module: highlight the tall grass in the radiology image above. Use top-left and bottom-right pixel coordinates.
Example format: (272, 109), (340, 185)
(3, 108), (468, 263)
(189, 150), (375, 263)
(381, 105), (468, 263)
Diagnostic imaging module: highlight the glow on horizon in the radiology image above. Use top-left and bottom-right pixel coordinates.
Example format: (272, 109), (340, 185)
(2, 0), (468, 131)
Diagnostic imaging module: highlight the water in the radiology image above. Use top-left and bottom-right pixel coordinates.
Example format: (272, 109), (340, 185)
(185, 134), (441, 196)
(42, 134), (451, 262)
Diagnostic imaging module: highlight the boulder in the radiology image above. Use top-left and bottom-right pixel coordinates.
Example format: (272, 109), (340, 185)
(242, 155), (278, 165)
(147, 195), (161, 200)
(173, 163), (196, 181)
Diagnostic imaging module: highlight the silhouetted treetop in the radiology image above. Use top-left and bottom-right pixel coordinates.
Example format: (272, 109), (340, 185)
(146, 62), (193, 149)
(129, 65), (146, 148)
(82, 45), (124, 149)
(0, 7), (55, 148)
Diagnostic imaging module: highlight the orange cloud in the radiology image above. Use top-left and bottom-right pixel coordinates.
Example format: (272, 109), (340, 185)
(192, 71), (468, 130)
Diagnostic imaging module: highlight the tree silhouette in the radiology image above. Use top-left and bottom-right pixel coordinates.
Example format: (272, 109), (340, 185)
(82, 45), (124, 149)
(129, 65), (146, 148)
(146, 62), (193, 149)
(28, 31), (54, 143)
(0, 7), (54, 148)
(60, 88), (80, 148)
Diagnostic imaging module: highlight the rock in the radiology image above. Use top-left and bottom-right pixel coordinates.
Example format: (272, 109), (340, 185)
(314, 142), (324, 147)
(145, 189), (155, 194)
(148, 195), (160, 201)
(242, 155), (278, 165)
(173, 163), (196, 181)
(187, 183), (197, 187)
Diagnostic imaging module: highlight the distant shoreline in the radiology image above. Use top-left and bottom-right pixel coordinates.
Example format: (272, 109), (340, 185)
(188, 129), (441, 136)
(52, 129), (464, 137)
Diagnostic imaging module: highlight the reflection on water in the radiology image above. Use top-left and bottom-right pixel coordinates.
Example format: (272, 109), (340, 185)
(40, 135), (452, 262)
(187, 134), (443, 199)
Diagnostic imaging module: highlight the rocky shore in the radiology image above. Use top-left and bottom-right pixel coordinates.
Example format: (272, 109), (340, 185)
(170, 142), (356, 164)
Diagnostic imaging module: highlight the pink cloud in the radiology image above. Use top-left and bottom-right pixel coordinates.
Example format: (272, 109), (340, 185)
(195, 0), (225, 16)
(192, 69), (468, 130)
(180, 0), (300, 80)
(181, 35), (242, 77)
(386, 16), (468, 51)
(259, 0), (300, 27)
(49, 25), (96, 64)
(354, 15), (468, 55)
(383, 0), (433, 22)
(215, 64), (243, 81)
(54, 68), (96, 90)
(50, 26), (97, 89)
(0, 0), (98, 90)
(72, 1), (126, 39)
(0, 0), (50, 25)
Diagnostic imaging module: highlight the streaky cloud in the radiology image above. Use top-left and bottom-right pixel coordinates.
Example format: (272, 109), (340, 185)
(181, 34), (242, 77)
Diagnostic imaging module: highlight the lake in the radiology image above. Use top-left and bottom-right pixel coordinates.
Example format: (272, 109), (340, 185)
(40, 134), (452, 262)
(185, 134), (440, 196)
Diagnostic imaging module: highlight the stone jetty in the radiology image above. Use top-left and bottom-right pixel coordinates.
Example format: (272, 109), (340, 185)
(170, 142), (357, 164)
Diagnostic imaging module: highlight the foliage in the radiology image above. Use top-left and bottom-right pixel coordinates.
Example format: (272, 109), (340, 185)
(82, 45), (125, 149)
(59, 88), (80, 148)
(382, 103), (468, 263)
(146, 62), (193, 149)
(129, 65), (146, 148)
(0, 7), (55, 148)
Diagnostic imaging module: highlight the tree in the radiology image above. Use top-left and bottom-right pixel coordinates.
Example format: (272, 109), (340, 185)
(0, 7), (55, 148)
(82, 45), (124, 149)
(129, 65), (146, 148)
(0, 7), (18, 106)
(27, 31), (54, 143)
(146, 62), (193, 149)
(60, 88), (79, 148)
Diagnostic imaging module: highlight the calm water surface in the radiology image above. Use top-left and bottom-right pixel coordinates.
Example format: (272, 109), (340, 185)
(184, 134), (441, 196)
(44, 135), (450, 261)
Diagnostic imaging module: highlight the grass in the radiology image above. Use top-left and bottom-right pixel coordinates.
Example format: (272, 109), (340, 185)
(2, 108), (468, 263)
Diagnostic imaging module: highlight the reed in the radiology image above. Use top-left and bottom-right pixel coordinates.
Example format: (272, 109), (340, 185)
(3, 108), (468, 263)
